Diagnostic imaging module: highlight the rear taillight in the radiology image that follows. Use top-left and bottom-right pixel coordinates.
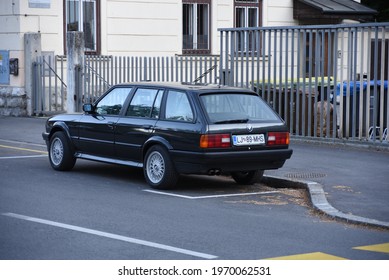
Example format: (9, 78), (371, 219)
(267, 132), (290, 146)
(200, 134), (231, 148)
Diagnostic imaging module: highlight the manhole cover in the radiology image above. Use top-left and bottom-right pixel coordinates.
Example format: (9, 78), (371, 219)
(285, 172), (326, 179)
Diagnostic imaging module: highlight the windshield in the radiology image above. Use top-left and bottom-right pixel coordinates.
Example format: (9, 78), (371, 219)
(200, 93), (280, 124)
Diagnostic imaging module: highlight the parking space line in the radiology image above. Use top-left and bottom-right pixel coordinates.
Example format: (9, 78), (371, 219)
(0, 155), (47, 160)
(353, 243), (389, 254)
(2, 212), (218, 260)
(265, 252), (347, 260)
(0, 144), (47, 154)
(143, 189), (280, 199)
(0, 139), (46, 148)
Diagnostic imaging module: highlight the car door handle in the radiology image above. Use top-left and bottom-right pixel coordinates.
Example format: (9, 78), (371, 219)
(107, 122), (115, 129)
(142, 125), (152, 129)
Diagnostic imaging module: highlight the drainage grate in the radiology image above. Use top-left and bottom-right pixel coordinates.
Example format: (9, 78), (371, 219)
(285, 172), (327, 179)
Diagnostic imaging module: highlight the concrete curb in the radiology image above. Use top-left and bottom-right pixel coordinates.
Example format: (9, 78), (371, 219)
(262, 175), (389, 230)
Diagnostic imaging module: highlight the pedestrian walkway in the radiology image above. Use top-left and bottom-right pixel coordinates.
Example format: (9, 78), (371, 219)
(266, 140), (389, 229)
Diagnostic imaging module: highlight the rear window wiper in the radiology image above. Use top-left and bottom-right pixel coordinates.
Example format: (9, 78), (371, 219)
(214, 118), (249, 124)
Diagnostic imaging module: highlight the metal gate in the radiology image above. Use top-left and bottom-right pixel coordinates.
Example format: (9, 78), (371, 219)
(32, 55), (67, 115)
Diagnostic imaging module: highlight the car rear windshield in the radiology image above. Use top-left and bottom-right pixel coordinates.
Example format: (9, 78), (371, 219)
(200, 93), (281, 124)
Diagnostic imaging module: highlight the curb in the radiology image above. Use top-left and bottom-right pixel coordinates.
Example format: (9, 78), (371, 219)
(262, 175), (389, 231)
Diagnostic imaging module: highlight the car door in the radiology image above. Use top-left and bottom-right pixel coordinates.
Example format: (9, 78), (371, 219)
(114, 87), (164, 163)
(153, 89), (202, 151)
(77, 86), (132, 157)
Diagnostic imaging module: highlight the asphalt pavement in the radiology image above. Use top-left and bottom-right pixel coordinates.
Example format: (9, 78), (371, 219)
(1, 116), (388, 230)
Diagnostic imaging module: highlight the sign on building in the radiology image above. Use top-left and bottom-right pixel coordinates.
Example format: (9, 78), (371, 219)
(0, 50), (10, 85)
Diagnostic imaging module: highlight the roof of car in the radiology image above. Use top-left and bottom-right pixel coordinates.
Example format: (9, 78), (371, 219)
(114, 82), (255, 93)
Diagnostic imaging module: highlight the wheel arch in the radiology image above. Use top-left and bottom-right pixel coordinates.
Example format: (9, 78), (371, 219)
(142, 136), (173, 160)
(48, 122), (75, 153)
(49, 121), (72, 140)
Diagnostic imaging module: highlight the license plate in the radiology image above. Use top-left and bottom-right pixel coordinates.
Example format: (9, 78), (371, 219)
(232, 134), (265, 146)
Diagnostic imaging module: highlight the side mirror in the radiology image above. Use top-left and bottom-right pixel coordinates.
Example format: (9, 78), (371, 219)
(83, 103), (94, 114)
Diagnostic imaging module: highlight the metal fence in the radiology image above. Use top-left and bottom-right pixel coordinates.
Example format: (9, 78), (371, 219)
(219, 22), (389, 144)
(33, 55), (219, 114)
(81, 55), (219, 104)
(32, 22), (388, 145)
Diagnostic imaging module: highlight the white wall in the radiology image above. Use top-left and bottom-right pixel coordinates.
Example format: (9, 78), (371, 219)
(1, 0), (300, 58)
(0, 0), (63, 87)
(212, 0), (234, 55)
(0, 0), (63, 52)
(19, 0), (63, 53)
(102, 0), (301, 56)
(102, 0), (180, 56)
(263, 0), (298, 27)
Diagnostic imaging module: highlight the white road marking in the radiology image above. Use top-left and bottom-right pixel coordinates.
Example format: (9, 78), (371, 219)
(0, 139), (46, 147)
(2, 212), (218, 260)
(0, 155), (47, 160)
(143, 189), (280, 199)
(0, 141), (47, 159)
(0, 144), (46, 153)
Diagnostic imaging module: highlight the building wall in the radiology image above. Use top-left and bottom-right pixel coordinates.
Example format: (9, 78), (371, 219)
(99, 0), (298, 56)
(0, 0), (64, 116)
(102, 0), (180, 56)
(0, 0), (25, 115)
(264, 0), (297, 27)
(101, 0), (241, 56)
(19, 0), (63, 53)
(0, 0), (63, 87)
(1, 0), (23, 89)
(1, 0), (301, 63)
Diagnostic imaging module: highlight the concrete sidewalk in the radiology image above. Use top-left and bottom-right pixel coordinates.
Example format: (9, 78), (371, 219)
(266, 140), (389, 229)
(1, 116), (389, 229)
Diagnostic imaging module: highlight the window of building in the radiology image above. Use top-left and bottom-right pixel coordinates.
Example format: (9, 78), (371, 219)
(183, 0), (211, 55)
(235, 0), (261, 28)
(65, 0), (100, 54)
(235, 0), (262, 52)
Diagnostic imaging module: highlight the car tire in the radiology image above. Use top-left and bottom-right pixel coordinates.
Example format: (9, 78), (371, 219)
(231, 170), (264, 185)
(48, 131), (76, 171)
(144, 145), (178, 189)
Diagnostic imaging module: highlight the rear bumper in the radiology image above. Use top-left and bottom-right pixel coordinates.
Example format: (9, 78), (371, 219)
(171, 148), (293, 174)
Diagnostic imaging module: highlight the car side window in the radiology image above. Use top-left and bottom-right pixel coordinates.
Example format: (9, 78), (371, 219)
(126, 88), (163, 118)
(165, 90), (194, 122)
(95, 87), (131, 115)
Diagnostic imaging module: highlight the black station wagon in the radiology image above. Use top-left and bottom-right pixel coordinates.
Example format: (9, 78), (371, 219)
(42, 82), (292, 189)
